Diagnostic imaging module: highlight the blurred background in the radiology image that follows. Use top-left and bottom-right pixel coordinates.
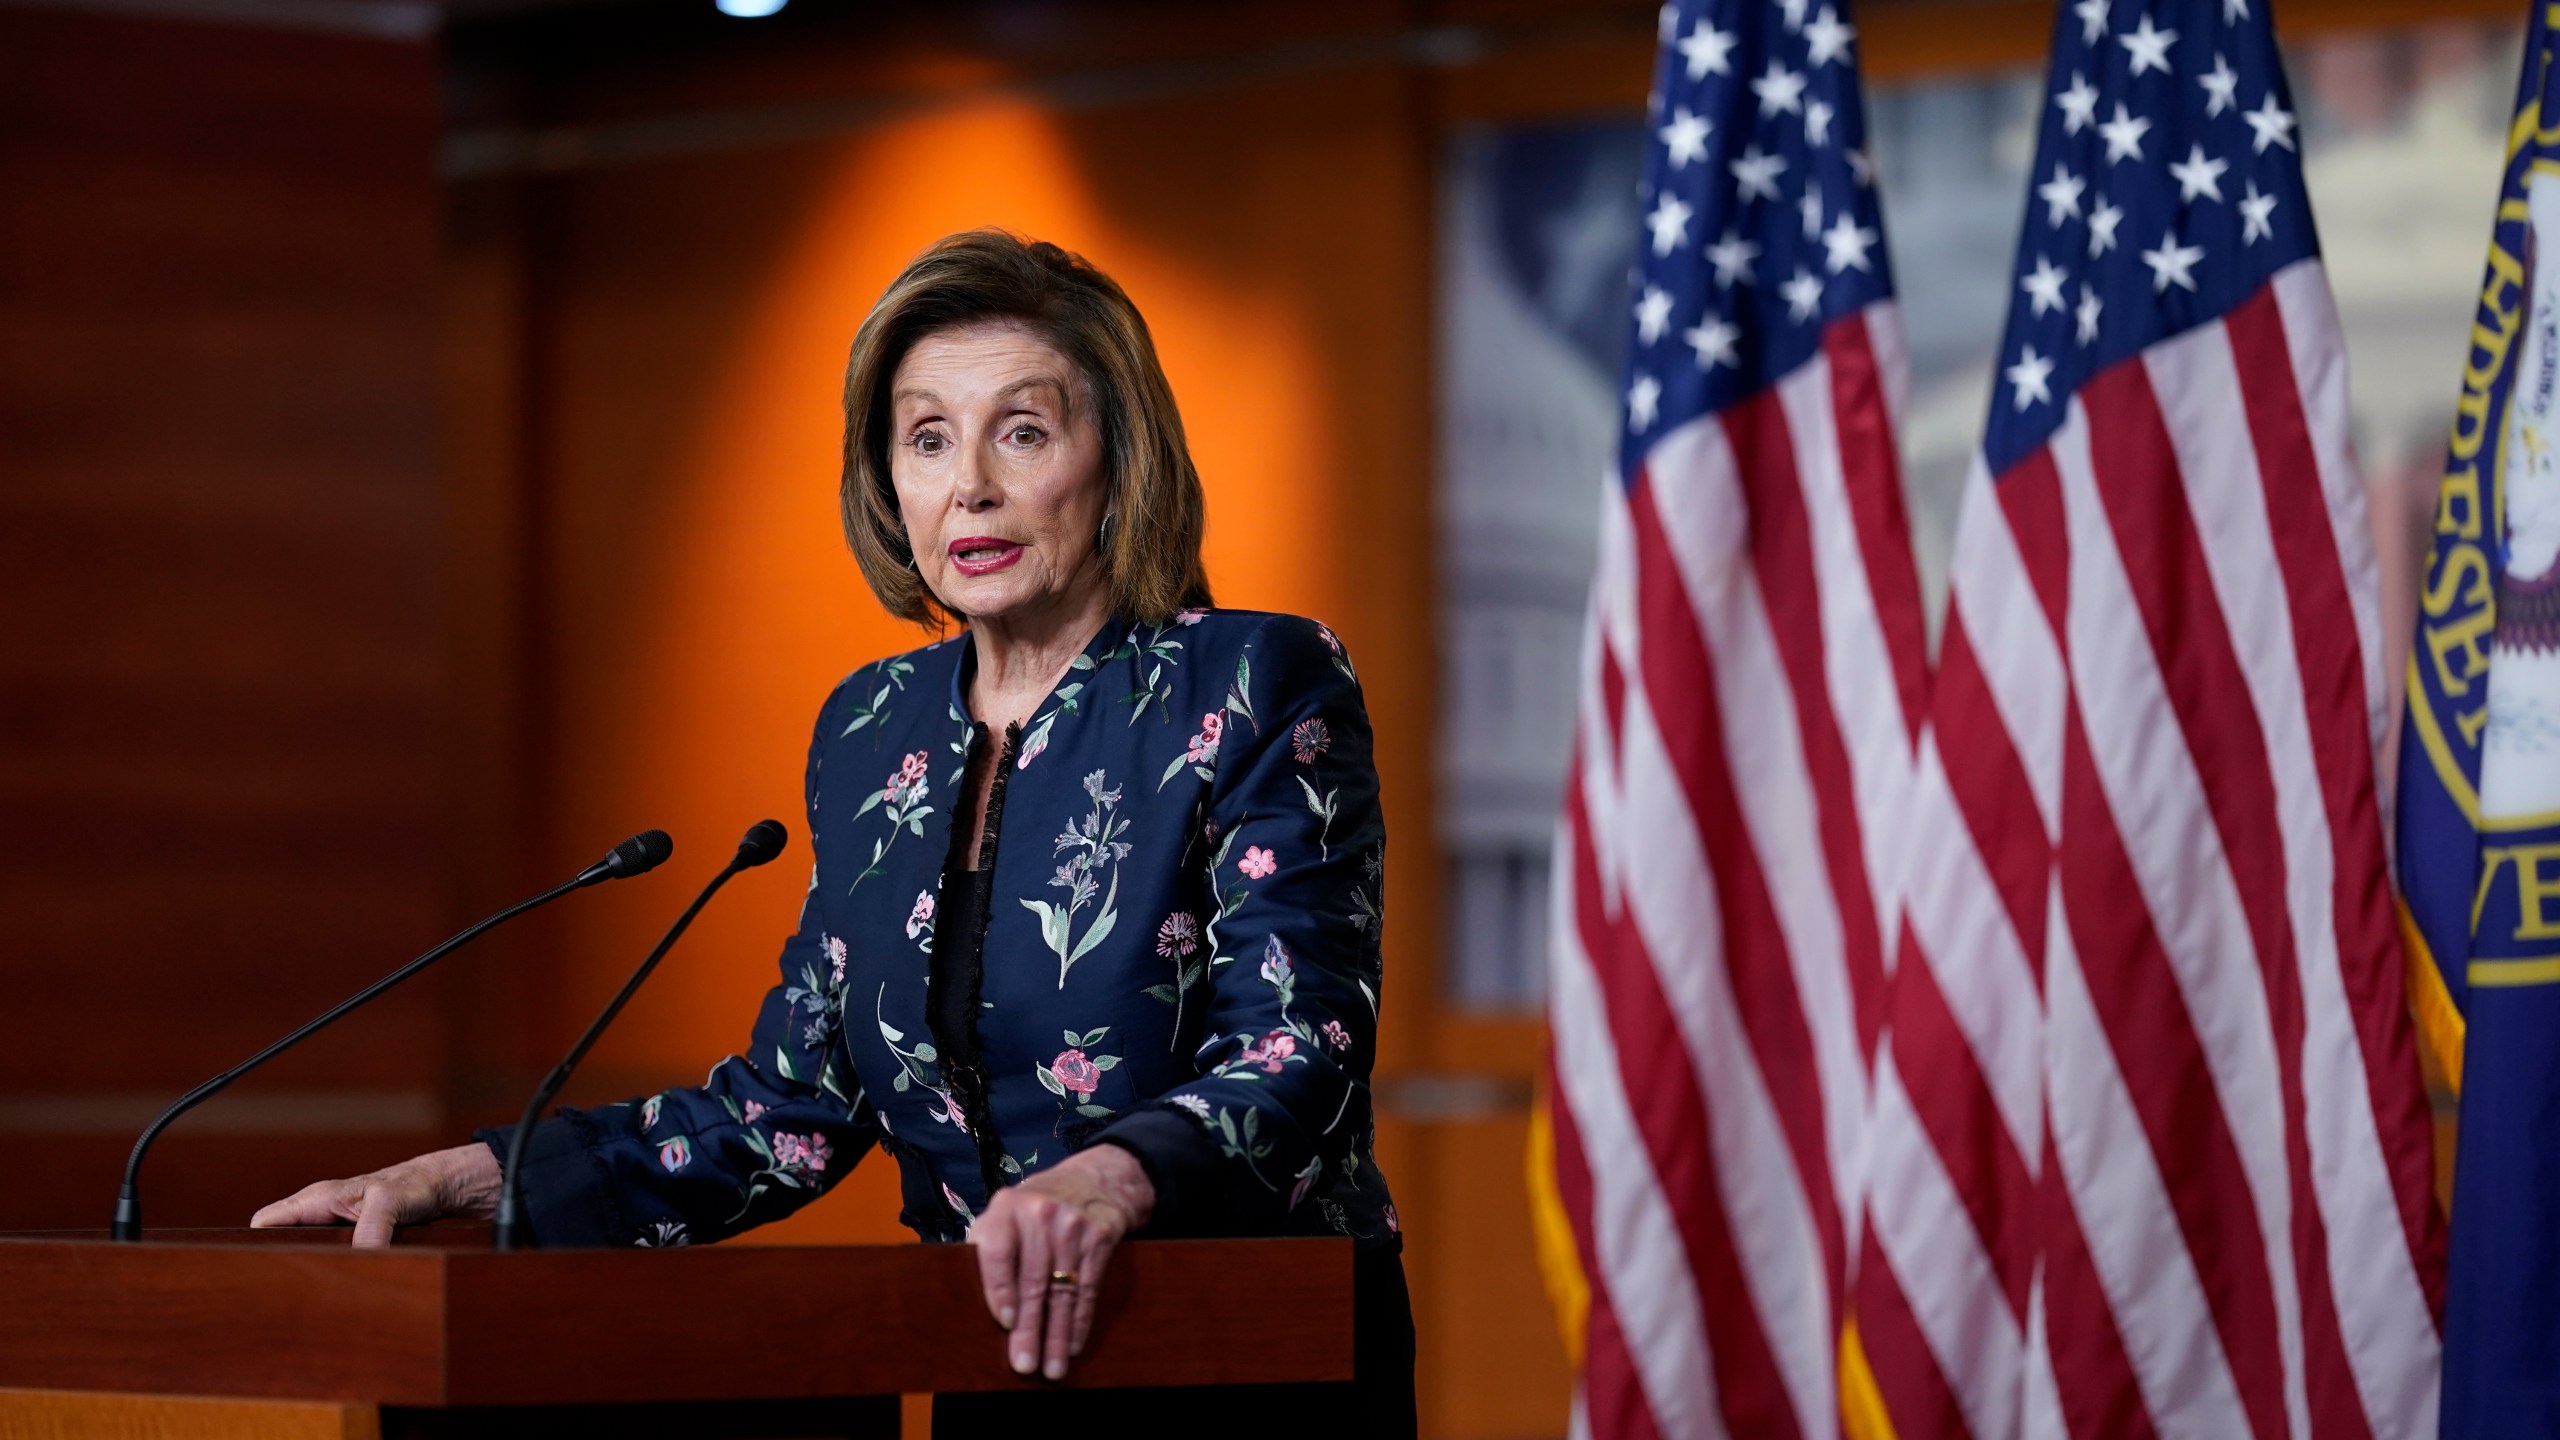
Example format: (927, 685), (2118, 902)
(0, 0), (2516, 1434)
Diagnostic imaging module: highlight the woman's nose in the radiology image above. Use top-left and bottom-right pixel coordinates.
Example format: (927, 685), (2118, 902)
(952, 442), (1000, 510)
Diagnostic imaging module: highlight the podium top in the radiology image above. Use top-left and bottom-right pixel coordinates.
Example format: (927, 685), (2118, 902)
(0, 1233), (1352, 1406)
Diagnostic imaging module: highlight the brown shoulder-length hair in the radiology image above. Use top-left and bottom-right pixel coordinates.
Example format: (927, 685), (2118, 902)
(840, 229), (1213, 628)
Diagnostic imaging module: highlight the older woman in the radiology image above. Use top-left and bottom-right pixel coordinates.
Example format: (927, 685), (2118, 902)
(254, 230), (1411, 1431)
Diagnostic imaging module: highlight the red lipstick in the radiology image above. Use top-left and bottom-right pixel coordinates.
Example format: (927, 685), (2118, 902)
(947, 535), (1024, 576)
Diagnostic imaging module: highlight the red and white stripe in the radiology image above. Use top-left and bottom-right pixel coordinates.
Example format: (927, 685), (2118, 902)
(1548, 303), (1928, 1439)
(1851, 260), (2443, 1439)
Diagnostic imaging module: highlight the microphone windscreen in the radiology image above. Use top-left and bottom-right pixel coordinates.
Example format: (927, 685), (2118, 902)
(734, 819), (789, 868)
(606, 829), (675, 879)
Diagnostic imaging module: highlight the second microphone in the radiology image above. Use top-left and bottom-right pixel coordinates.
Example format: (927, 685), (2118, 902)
(492, 819), (789, 1250)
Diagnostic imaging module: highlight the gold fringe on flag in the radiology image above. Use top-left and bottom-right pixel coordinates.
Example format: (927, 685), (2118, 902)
(2399, 894), (2466, 1095)
(1524, 1078), (1588, 1371)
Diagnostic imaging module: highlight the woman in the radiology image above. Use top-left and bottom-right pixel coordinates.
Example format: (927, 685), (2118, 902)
(254, 230), (1411, 1431)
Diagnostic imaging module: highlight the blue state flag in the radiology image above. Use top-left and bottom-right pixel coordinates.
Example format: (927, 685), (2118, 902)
(2403, 4), (2560, 1432)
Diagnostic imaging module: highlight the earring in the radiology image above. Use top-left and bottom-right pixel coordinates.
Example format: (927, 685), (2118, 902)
(1097, 508), (1116, 548)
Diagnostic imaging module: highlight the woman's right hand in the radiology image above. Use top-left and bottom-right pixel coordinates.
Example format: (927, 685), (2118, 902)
(250, 1142), (503, 1248)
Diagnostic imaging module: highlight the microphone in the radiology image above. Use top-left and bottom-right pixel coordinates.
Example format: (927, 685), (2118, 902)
(112, 830), (674, 1242)
(494, 820), (788, 1250)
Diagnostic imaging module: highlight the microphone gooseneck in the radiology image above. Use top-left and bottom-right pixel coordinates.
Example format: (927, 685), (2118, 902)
(494, 820), (788, 1251)
(112, 830), (675, 1242)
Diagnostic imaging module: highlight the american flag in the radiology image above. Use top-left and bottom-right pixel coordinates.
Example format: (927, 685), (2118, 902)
(1534, 0), (1928, 1433)
(1848, 1), (2443, 1436)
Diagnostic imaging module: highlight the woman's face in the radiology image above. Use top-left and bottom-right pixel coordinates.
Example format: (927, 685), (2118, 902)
(887, 321), (1110, 633)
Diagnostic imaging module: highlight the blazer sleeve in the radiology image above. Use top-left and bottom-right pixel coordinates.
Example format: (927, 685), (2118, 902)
(477, 692), (885, 1249)
(1093, 614), (1386, 1229)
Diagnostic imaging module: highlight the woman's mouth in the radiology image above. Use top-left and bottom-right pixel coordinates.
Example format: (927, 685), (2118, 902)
(947, 538), (1024, 576)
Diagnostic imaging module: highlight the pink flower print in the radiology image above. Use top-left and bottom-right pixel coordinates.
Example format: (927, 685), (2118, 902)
(882, 751), (930, 807)
(1384, 1203), (1400, 1234)
(1050, 1049), (1102, 1096)
(1173, 607), (1209, 626)
(942, 1182), (974, 1223)
(656, 1136), (692, 1173)
(638, 1095), (662, 1131)
(822, 934), (849, 986)
(1235, 1030), (1297, 1074)
(1259, 943), (1294, 988)
(1321, 1019), (1353, 1054)
(772, 1131), (832, 1174)
(1238, 845), (1277, 879)
(742, 1100), (768, 1124)
(1016, 728), (1050, 769)
(906, 890), (936, 940)
(1185, 711), (1224, 765)
(1316, 623), (1343, 655)
(928, 1090), (971, 1132)
(1156, 911), (1199, 958)
(1291, 718), (1330, 764)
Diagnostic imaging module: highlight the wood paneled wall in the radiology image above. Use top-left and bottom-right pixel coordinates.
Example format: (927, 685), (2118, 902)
(0, 9), (445, 1228)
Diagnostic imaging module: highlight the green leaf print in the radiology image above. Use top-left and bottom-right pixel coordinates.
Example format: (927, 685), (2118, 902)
(1296, 774), (1340, 860)
(1023, 897), (1069, 956)
(839, 657), (916, 738)
(1066, 882), (1120, 966)
(1226, 653), (1255, 728)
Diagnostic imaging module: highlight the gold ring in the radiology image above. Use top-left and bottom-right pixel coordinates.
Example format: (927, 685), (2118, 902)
(1048, 1269), (1079, 1287)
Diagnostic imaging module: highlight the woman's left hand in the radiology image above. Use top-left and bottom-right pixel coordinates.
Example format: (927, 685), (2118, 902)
(970, 1144), (1156, 1380)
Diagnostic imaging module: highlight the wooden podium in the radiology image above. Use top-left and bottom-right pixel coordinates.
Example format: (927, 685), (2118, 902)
(0, 1230), (1352, 1437)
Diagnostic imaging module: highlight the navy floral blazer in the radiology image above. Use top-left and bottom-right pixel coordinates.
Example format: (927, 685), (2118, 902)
(495, 608), (1399, 1253)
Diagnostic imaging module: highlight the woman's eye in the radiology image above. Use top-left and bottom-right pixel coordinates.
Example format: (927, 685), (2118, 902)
(911, 431), (946, 454)
(1008, 424), (1046, 445)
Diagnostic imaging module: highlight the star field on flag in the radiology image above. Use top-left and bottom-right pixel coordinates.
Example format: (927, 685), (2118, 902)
(1981, 0), (2313, 475)
(1620, 0), (1893, 476)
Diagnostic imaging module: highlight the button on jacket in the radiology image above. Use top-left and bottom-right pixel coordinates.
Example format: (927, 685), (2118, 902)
(496, 608), (1400, 1252)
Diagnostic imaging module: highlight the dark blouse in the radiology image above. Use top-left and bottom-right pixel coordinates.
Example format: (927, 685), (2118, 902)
(927, 864), (993, 1079)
